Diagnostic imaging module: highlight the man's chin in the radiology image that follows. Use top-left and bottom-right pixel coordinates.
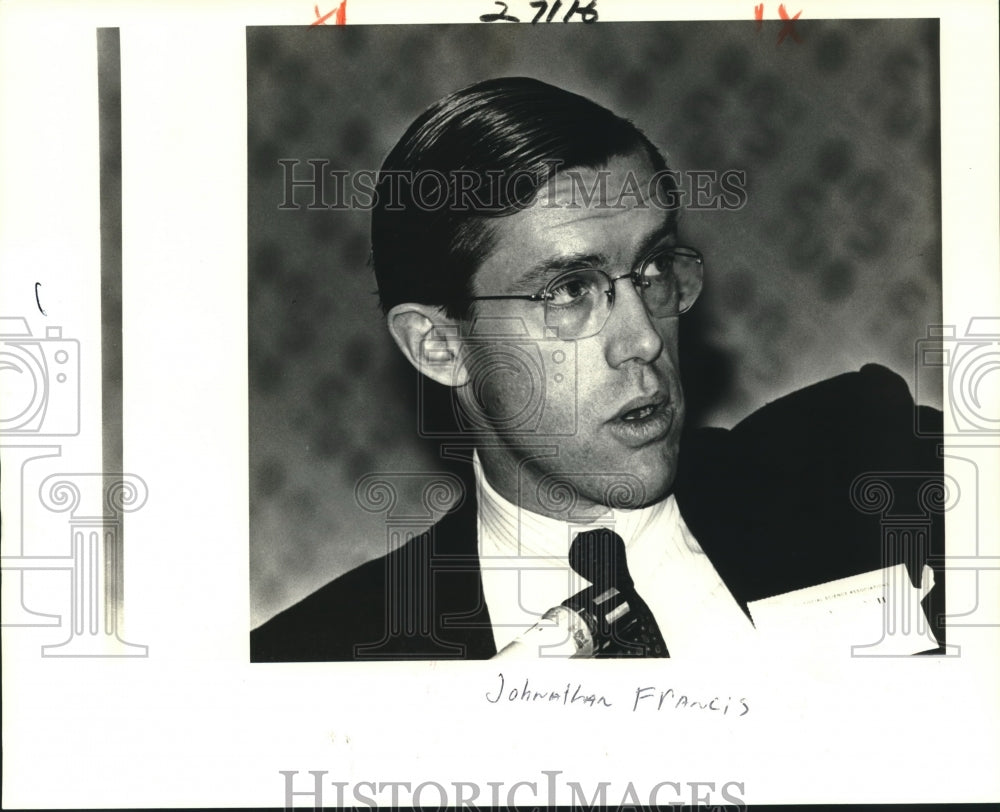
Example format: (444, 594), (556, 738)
(611, 472), (676, 509)
(561, 454), (678, 512)
(525, 467), (669, 518)
(512, 434), (681, 517)
(616, 443), (680, 507)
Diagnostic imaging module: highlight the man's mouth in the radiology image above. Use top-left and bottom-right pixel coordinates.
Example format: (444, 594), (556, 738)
(608, 395), (675, 447)
(613, 394), (666, 422)
(620, 403), (658, 421)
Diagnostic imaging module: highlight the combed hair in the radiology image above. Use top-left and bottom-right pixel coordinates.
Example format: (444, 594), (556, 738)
(370, 77), (673, 318)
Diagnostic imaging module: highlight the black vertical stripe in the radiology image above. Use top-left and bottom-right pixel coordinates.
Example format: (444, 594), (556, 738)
(97, 28), (123, 624)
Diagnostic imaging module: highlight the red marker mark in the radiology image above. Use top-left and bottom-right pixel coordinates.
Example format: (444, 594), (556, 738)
(777, 4), (802, 45)
(754, 3), (764, 31)
(311, 0), (346, 26)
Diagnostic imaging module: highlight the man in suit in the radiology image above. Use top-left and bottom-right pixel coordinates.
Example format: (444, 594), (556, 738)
(251, 77), (944, 662)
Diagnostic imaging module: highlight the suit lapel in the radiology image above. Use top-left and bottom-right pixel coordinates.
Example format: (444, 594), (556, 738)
(425, 488), (498, 658)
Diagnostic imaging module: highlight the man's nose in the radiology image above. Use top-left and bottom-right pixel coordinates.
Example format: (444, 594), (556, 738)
(601, 277), (664, 367)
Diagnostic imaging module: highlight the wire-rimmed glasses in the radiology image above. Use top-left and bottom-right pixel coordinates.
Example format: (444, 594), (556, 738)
(467, 245), (704, 340)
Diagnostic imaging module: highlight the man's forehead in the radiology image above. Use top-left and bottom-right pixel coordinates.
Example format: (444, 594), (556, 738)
(470, 153), (675, 296)
(499, 151), (672, 247)
(543, 152), (660, 211)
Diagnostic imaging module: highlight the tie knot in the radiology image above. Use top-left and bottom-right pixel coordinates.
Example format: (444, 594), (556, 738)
(568, 529), (633, 590)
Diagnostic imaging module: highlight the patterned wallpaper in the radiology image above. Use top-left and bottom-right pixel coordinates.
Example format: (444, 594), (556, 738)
(248, 20), (942, 626)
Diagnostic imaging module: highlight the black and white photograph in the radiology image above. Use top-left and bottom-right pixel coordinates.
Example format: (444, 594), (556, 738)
(1, 1), (998, 809)
(248, 19), (948, 662)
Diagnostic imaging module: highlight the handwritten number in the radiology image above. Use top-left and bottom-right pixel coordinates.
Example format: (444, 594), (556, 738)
(481, 1), (519, 22)
(531, 1), (567, 23)
(311, 1), (345, 26)
(564, 0), (598, 22)
(485, 0), (596, 23)
(756, 4), (803, 44)
(529, 0), (564, 23)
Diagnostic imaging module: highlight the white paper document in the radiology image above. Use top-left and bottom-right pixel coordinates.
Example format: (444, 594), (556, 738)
(748, 564), (939, 657)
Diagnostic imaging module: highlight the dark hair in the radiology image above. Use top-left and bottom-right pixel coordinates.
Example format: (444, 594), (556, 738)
(371, 77), (673, 318)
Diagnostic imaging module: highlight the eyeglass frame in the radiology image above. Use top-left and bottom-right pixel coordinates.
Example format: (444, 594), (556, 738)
(465, 244), (705, 339)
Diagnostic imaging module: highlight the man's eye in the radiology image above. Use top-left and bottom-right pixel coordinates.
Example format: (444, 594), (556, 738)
(644, 250), (675, 277)
(547, 273), (598, 306)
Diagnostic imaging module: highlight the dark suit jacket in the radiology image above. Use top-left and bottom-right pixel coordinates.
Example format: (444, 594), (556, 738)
(251, 364), (945, 661)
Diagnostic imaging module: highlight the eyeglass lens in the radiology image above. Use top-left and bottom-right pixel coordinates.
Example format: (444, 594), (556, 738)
(543, 250), (703, 339)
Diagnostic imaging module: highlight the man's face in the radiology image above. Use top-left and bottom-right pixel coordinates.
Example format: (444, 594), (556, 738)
(456, 152), (686, 518)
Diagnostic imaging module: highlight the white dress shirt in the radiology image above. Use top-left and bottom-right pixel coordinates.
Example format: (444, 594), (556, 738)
(473, 453), (757, 657)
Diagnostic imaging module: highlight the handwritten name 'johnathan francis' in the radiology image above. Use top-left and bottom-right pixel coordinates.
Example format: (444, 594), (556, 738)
(485, 672), (750, 716)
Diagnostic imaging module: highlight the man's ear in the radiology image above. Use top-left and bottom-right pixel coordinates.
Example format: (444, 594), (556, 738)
(386, 303), (469, 388)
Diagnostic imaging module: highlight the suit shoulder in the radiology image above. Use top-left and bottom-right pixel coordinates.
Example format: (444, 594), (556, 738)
(680, 364), (933, 480)
(249, 498), (479, 662)
(732, 363), (916, 439)
(675, 365), (944, 604)
(250, 535), (425, 663)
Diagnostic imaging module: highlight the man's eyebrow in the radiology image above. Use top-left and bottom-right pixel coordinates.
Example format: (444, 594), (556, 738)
(634, 220), (678, 262)
(505, 219), (677, 293)
(507, 252), (608, 293)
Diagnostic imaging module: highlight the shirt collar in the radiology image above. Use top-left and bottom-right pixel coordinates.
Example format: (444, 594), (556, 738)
(472, 450), (674, 561)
